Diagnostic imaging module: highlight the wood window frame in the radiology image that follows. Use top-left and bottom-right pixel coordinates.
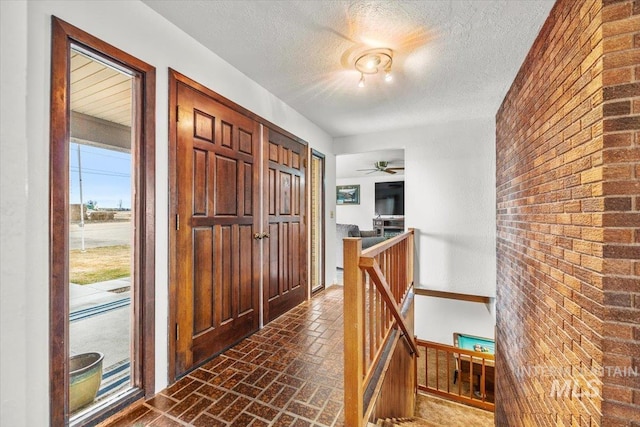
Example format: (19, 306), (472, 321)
(49, 16), (155, 426)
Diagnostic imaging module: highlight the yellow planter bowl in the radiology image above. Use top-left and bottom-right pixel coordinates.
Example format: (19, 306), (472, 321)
(69, 352), (104, 413)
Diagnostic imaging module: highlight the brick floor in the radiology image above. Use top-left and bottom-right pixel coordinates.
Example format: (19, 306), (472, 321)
(104, 286), (344, 427)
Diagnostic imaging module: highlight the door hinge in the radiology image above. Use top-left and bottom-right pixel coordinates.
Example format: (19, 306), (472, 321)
(176, 323), (179, 341)
(176, 214), (180, 231)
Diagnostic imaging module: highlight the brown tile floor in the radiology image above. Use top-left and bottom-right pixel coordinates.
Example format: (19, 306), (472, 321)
(104, 286), (345, 427)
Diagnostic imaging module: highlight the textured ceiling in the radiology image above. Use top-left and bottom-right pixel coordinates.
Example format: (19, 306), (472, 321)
(142, 0), (553, 137)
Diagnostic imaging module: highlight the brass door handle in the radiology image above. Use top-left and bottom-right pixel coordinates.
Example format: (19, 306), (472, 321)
(262, 232), (270, 239)
(253, 232), (263, 240)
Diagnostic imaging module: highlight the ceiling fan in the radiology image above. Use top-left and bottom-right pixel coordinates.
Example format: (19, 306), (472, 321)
(357, 161), (405, 174)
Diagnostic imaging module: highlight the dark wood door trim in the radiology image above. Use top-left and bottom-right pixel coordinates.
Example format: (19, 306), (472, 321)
(168, 70), (179, 384)
(311, 149), (326, 295)
(50, 16), (155, 426)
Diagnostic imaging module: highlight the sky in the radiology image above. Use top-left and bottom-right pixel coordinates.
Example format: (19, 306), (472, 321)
(69, 142), (132, 209)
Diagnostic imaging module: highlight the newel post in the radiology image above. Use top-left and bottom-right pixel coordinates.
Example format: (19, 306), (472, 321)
(343, 237), (364, 427)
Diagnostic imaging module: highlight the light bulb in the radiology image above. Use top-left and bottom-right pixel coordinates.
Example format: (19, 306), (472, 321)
(385, 71), (393, 82)
(366, 59), (376, 69)
(358, 74), (365, 88)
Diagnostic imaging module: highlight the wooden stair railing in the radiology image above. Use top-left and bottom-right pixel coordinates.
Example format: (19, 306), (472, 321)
(415, 339), (495, 412)
(360, 258), (418, 357)
(344, 229), (416, 427)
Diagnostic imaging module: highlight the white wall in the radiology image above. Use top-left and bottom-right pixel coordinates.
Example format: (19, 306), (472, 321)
(334, 118), (496, 341)
(1, 2), (29, 426)
(0, 1), (335, 425)
(334, 118), (496, 297)
(415, 295), (495, 343)
(336, 174), (405, 230)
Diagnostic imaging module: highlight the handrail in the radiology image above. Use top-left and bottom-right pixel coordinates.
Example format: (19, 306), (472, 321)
(343, 229), (416, 427)
(417, 339), (495, 361)
(414, 287), (491, 304)
(362, 231), (410, 257)
(360, 257), (419, 356)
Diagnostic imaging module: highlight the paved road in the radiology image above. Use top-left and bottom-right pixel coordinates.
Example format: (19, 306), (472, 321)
(69, 221), (131, 250)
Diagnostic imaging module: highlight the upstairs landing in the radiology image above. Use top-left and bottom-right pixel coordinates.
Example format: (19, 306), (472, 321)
(102, 284), (494, 427)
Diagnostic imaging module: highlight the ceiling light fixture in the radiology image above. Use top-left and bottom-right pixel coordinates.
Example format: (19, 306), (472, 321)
(354, 48), (393, 88)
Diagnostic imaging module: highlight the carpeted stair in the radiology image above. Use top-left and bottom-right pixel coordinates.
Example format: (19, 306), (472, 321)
(371, 393), (494, 426)
(374, 417), (439, 426)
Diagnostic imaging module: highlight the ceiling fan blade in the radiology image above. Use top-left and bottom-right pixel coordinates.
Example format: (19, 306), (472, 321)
(357, 168), (376, 171)
(387, 167), (404, 171)
(384, 169), (397, 174)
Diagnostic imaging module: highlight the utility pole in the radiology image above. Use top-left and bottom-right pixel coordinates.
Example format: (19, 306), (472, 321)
(77, 144), (86, 252)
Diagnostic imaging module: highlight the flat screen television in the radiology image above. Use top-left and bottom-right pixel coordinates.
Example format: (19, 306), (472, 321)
(375, 181), (404, 216)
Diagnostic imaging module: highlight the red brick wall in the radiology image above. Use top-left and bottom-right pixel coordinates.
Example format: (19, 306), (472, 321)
(496, 0), (639, 425)
(601, 1), (640, 425)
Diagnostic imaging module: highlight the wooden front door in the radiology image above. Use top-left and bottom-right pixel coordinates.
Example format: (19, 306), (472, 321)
(263, 129), (308, 322)
(174, 82), (260, 375)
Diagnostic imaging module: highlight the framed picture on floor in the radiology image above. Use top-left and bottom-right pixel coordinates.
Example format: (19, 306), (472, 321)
(336, 185), (360, 205)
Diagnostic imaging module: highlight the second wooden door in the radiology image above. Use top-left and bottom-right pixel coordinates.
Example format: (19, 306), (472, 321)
(263, 130), (308, 323)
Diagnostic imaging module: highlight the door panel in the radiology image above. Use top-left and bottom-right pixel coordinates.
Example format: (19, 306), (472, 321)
(193, 227), (213, 334)
(175, 83), (260, 375)
(263, 130), (308, 323)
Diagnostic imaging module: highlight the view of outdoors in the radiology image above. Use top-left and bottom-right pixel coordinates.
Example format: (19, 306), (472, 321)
(68, 49), (135, 415)
(68, 142), (133, 413)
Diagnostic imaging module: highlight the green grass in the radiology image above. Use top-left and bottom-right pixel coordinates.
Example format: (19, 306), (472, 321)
(69, 245), (131, 285)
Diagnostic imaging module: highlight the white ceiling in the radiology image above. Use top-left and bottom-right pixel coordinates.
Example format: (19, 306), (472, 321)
(142, 0), (553, 138)
(337, 149), (404, 179)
